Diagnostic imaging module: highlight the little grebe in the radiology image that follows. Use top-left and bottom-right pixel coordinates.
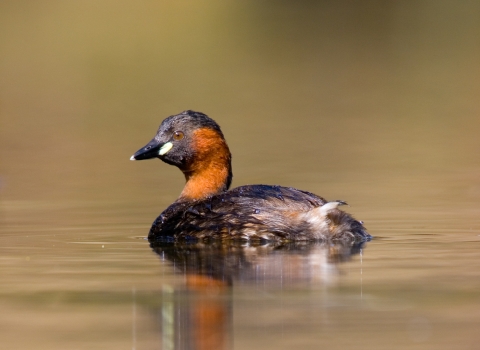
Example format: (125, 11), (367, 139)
(131, 110), (370, 242)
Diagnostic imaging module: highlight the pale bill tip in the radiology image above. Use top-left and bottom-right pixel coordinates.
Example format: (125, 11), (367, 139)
(130, 155), (136, 161)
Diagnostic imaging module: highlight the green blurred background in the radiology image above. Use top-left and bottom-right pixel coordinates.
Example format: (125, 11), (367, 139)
(1, 2), (480, 349)
(2, 0), (479, 211)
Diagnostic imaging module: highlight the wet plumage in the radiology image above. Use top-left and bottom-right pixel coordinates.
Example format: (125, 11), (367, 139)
(131, 110), (370, 243)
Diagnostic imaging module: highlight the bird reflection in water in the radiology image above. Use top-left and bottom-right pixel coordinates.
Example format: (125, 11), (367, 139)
(151, 240), (367, 350)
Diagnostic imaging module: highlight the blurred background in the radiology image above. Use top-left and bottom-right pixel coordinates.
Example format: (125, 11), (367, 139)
(1, 1), (480, 349)
(2, 0), (479, 207)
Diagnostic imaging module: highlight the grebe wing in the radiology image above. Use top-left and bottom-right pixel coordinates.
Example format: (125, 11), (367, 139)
(149, 185), (329, 240)
(220, 184), (327, 211)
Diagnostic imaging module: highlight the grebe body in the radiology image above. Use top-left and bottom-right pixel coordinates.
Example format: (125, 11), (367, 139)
(131, 111), (370, 242)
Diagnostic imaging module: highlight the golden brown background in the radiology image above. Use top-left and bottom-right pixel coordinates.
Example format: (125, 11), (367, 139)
(1, 1), (479, 349)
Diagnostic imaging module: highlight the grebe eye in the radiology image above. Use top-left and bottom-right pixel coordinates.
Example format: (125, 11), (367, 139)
(173, 131), (184, 141)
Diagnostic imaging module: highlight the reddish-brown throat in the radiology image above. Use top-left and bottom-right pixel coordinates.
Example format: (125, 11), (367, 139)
(179, 128), (232, 201)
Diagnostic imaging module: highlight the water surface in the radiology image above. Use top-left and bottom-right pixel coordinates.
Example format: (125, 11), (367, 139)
(1, 1), (480, 349)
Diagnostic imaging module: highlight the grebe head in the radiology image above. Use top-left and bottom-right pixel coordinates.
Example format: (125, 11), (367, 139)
(131, 110), (232, 200)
